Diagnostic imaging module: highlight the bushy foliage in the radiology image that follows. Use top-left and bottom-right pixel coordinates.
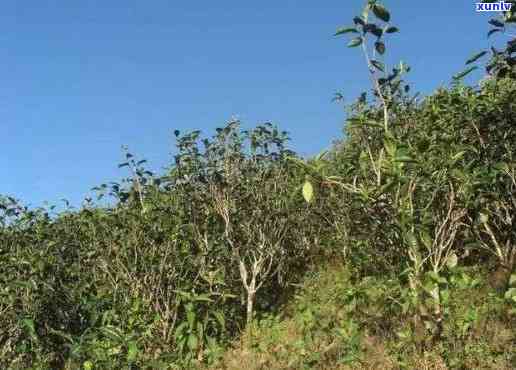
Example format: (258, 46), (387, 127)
(0, 122), (327, 368)
(213, 264), (515, 369)
(1, 1), (515, 368)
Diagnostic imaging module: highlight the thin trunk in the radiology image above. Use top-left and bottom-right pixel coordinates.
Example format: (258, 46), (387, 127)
(246, 291), (255, 325)
(246, 270), (257, 324)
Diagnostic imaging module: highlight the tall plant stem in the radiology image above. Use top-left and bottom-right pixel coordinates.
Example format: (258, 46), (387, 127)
(360, 39), (390, 132)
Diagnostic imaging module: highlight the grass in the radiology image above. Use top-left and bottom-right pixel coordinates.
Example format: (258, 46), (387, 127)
(206, 263), (516, 370)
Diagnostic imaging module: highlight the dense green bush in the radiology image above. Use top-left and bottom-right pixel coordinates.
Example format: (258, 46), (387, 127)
(0, 121), (328, 369)
(1, 1), (515, 368)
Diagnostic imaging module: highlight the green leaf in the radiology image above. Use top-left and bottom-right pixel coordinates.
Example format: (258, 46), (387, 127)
(446, 253), (458, 269)
(451, 151), (465, 163)
(509, 274), (516, 287)
(101, 326), (124, 343)
(362, 3), (370, 21)
(192, 294), (213, 302)
(302, 181), (314, 203)
(367, 24), (383, 38)
(83, 361), (94, 370)
(505, 288), (516, 300)
(315, 150), (328, 161)
(465, 51), (488, 65)
(187, 334), (198, 350)
(453, 66), (477, 80)
(196, 322), (204, 341)
(362, 120), (384, 128)
(375, 41), (386, 55)
(372, 4), (390, 22)
(186, 308), (196, 329)
(353, 16), (365, 26)
(488, 18), (505, 28)
(420, 231), (432, 249)
(426, 271), (447, 285)
(348, 37), (363, 48)
(493, 162), (510, 174)
(174, 322), (189, 340)
(213, 310), (226, 330)
(335, 27), (358, 36)
(399, 60), (411, 73)
(21, 318), (37, 339)
(405, 232), (418, 250)
(488, 28), (502, 37)
(385, 26), (399, 33)
(127, 341), (138, 362)
(383, 139), (397, 157)
(479, 212), (489, 224)
(379, 179), (397, 194)
(371, 60), (385, 72)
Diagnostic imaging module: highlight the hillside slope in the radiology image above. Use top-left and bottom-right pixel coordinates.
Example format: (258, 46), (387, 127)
(210, 263), (515, 370)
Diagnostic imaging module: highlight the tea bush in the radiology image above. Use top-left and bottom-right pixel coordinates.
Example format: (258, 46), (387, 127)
(1, 1), (515, 368)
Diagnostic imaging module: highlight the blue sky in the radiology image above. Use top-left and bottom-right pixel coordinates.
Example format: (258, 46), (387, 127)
(1, 1), (499, 208)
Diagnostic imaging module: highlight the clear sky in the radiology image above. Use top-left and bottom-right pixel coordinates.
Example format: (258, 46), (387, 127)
(1, 1), (498, 208)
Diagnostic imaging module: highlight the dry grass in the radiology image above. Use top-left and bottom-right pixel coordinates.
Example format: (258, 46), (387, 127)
(203, 263), (516, 370)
